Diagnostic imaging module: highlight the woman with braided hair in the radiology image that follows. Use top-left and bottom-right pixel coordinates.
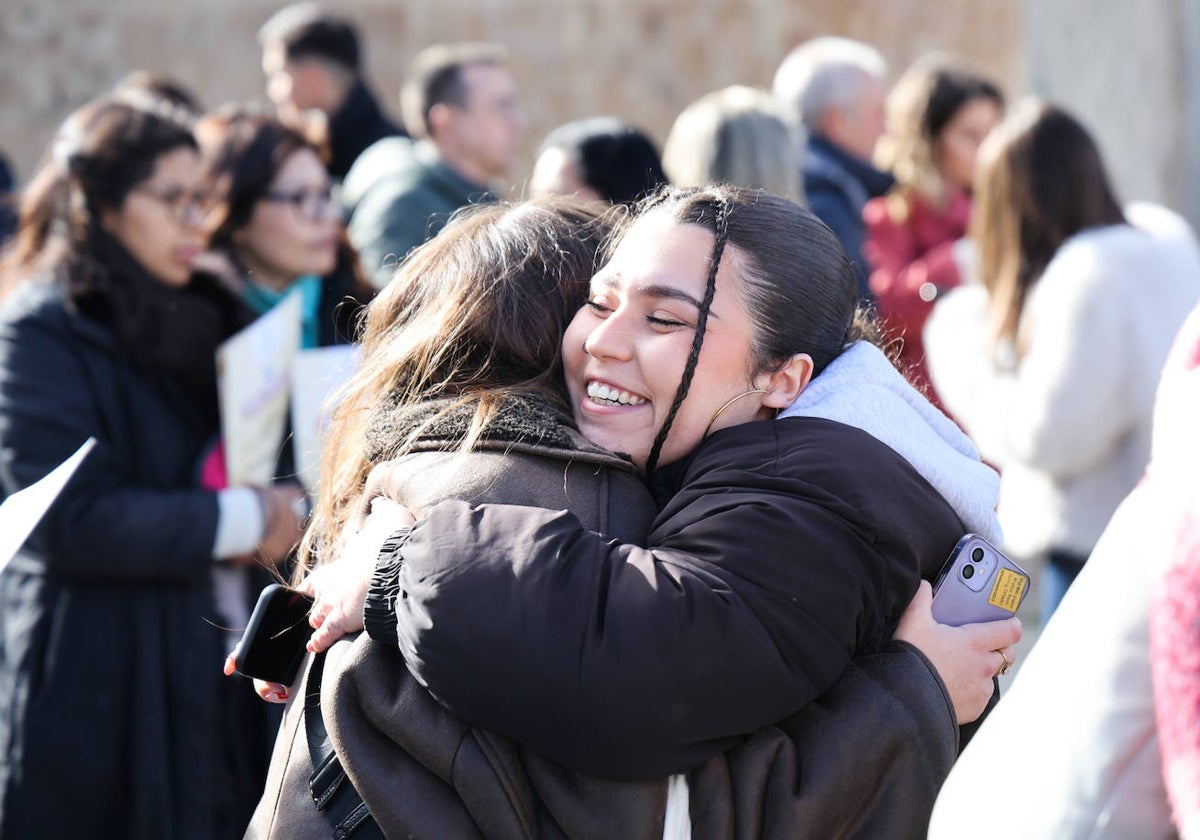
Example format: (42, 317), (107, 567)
(287, 184), (1019, 838)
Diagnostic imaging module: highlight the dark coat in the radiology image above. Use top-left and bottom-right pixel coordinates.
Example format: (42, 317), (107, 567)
(803, 135), (894, 305)
(325, 80), (405, 180)
(0, 280), (258, 839)
(381, 417), (966, 837)
(247, 397), (660, 839)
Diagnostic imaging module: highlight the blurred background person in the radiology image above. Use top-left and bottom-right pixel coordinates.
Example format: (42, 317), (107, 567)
(258, 2), (404, 181)
(924, 100), (1200, 622)
(528, 115), (667, 205)
(929, 301), (1200, 840)
(0, 150), (15, 248)
(343, 41), (525, 289)
(195, 105), (371, 349)
(113, 69), (204, 117)
(865, 54), (1004, 406)
(0, 93), (306, 839)
(773, 36), (892, 302)
(192, 105), (372, 798)
(661, 84), (802, 202)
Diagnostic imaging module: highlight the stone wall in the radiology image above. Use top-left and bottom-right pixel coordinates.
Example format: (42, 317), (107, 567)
(1023, 0), (1200, 223)
(0, 0), (1023, 194)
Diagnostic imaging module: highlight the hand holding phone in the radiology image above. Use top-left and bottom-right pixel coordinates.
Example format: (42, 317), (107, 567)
(931, 534), (1030, 626)
(229, 584), (314, 685)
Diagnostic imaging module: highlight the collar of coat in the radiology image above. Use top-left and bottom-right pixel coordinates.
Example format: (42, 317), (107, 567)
(364, 391), (637, 472)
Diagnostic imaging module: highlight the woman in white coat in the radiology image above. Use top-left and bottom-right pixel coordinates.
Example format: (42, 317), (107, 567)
(924, 99), (1200, 621)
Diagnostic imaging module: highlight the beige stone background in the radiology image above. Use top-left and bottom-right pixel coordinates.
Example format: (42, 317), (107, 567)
(2, 1), (1022, 192)
(2, 0), (1198, 229)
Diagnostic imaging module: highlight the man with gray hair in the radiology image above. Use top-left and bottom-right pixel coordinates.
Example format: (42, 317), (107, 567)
(774, 37), (894, 303)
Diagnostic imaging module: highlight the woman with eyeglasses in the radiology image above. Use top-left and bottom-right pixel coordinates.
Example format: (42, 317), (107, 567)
(0, 93), (307, 838)
(195, 105), (372, 349)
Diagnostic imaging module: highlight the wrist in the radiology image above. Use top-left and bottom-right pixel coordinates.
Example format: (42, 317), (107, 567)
(363, 527), (414, 646)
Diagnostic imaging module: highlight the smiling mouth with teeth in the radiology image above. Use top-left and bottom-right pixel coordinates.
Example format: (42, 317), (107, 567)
(586, 381), (647, 406)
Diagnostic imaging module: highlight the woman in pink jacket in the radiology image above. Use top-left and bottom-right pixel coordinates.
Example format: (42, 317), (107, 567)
(864, 55), (1002, 407)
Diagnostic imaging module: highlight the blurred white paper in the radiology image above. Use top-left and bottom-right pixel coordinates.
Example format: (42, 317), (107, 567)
(291, 345), (359, 495)
(0, 437), (96, 574)
(217, 294), (303, 486)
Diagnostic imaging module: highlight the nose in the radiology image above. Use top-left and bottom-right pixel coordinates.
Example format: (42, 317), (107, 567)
(581, 308), (635, 362)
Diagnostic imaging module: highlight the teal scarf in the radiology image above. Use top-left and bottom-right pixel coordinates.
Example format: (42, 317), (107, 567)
(242, 274), (322, 349)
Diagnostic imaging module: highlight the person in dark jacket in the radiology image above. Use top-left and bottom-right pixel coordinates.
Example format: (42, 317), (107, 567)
(258, 2), (405, 180)
(296, 187), (1021, 838)
(0, 94), (307, 839)
(773, 37), (895, 303)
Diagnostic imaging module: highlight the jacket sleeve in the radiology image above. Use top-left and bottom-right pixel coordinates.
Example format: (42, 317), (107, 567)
(348, 178), (443, 289)
(0, 308), (219, 584)
(1150, 533), (1200, 840)
(389, 472), (920, 780)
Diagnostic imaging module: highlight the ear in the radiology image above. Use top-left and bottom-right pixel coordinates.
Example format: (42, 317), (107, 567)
(818, 105), (850, 146)
(427, 102), (457, 141)
(755, 352), (814, 410)
(98, 205), (120, 235)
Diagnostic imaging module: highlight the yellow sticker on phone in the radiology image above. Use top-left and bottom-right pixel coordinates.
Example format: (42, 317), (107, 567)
(988, 568), (1027, 613)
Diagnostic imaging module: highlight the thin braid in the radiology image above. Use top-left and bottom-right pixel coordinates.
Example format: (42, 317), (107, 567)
(645, 198), (729, 476)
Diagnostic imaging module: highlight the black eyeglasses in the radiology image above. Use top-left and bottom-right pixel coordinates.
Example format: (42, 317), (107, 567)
(132, 185), (209, 225)
(261, 185), (336, 221)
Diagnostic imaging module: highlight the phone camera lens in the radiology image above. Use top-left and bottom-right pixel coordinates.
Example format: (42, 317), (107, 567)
(962, 565), (975, 579)
(971, 547), (985, 562)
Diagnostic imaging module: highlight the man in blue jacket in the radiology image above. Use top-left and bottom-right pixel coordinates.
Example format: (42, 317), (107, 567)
(774, 37), (894, 305)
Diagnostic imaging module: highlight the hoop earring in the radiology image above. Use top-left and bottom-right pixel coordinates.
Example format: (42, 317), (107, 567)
(703, 389), (769, 438)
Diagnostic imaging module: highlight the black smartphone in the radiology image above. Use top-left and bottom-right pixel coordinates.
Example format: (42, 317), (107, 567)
(233, 584), (314, 684)
(930, 534), (1030, 626)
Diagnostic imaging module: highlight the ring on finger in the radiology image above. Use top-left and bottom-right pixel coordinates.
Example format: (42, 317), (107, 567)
(996, 650), (1013, 677)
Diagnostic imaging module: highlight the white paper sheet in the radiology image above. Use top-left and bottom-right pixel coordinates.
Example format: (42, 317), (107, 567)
(290, 344), (360, 496)
(0, 437), (97, 574)
(216, 293), (303, 486)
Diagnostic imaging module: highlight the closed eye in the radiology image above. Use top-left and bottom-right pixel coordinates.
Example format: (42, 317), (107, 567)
(648, 315), (687, 328)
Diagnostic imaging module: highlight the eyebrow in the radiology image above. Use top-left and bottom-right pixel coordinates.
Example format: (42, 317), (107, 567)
(594, 272), (718, 317)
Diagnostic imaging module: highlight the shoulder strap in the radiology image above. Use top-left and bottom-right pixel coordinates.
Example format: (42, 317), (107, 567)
(304, 651), (385, 839)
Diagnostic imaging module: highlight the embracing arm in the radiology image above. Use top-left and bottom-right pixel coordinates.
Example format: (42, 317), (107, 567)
(371, 471), (922, 780)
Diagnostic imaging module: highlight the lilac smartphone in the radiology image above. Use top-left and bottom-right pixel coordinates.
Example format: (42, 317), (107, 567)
(930, 534), (1030, 626)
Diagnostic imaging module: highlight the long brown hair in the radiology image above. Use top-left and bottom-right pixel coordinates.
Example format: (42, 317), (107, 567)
(295, 198), (615, 573)
(972, 99), (1125, 347)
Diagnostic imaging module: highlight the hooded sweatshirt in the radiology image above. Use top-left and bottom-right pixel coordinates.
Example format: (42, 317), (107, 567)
(782, 339), (1002, 544)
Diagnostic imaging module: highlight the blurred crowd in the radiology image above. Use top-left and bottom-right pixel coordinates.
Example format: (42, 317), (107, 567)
(1, 2), (1199, 839)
